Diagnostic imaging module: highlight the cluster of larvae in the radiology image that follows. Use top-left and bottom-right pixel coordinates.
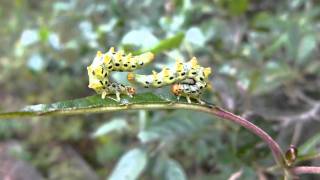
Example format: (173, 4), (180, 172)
(87, 47), (212, 104)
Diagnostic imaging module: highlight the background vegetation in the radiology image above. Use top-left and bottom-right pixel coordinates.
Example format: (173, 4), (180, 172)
(0, 0), (319, 179)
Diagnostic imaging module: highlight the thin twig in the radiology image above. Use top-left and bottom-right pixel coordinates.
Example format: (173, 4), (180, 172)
(290, 166), (320, 175)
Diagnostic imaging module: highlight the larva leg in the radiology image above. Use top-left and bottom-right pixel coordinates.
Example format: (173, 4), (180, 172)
(196, 98), (205, 105)
(176, 95), (180, 101)
(101, 91), (107, 99)
(107, 96), (118, 102)
(186, 96), (192, 104)
(115, 91), (121, 102)
(127, 92), (133, 98)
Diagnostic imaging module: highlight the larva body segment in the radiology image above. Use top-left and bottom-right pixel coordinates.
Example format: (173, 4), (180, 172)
(127, 57), (212, 88)
(87, 47), (154, 101)
(127, 56), (212, 104)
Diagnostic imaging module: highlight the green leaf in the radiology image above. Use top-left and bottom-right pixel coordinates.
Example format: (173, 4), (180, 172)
(227, 0), (249, 16)
(164, 159), (187, 180)
(248, 61), (297, 95)
(298, 133), (320, 155)
(262, 34), (288, 57)
(0, 93), (194, 119)
(91, 118), (128, 138)
(108, 148), (148, 180)
(297, 35), (317, 63)
(138, 110), (212, 143)
(144, 32), (185, 54)
(0, 93), (165, 118)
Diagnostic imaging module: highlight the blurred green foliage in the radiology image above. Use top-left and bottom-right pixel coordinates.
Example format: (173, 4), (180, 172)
(0, 0), (320, 179)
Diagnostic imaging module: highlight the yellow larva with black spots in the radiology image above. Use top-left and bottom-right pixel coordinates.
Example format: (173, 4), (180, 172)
(127, 57), (212, 104)
(87, 47), (154, 101)
(89, 47), (154, 74)
(127, 57), (211, 88)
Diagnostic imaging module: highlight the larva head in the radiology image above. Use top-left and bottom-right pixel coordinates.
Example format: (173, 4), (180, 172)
(171, 84), (182, 96)
(126, 86), (136, 96)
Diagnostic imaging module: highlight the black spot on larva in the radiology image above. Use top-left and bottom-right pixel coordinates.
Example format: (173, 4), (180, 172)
(124, 64), (128, 67)
(101, 69), (104, 74)
(186, 88), (190, 91)
(92, 71), (95, 75)
(157, 81), (162, 84)
(191, 91), (196, 93)
(104, 73), (108, 78)
(99, 81), (103, 85)
(200, 77), (204, 81)
(145, 81), (150, 84)
(192, 72), (197, 75)
(169, 77), (174, 80)
(200, 86), (203, 89)
(120, 84), (125, 88)
(139, 62), (144, 66)
(108, 65), (113, 69)
(115, 63), (120, 66)
(112, 52), (116, 55)
(181, 72), (186, 76)
(144, 86), (149, 88)
(119, 70), (123, 72)
(112, 84), (116, 88)
(132, 65), (136, 68)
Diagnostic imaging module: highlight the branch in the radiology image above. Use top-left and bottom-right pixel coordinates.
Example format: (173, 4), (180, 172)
(290, 166), (320, 175)
(0, 93), (285, 168)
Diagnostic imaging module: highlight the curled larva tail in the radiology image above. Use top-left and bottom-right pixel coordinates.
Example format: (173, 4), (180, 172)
(87, 47), (153, 101)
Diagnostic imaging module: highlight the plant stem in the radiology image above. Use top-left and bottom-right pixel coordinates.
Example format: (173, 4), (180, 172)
(0, 101), (286, 168)
(290, 166), (320, 175)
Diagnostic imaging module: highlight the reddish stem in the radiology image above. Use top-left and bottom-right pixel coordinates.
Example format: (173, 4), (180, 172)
(290, 166), (320, 175)
(209, 106), (285, 166)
